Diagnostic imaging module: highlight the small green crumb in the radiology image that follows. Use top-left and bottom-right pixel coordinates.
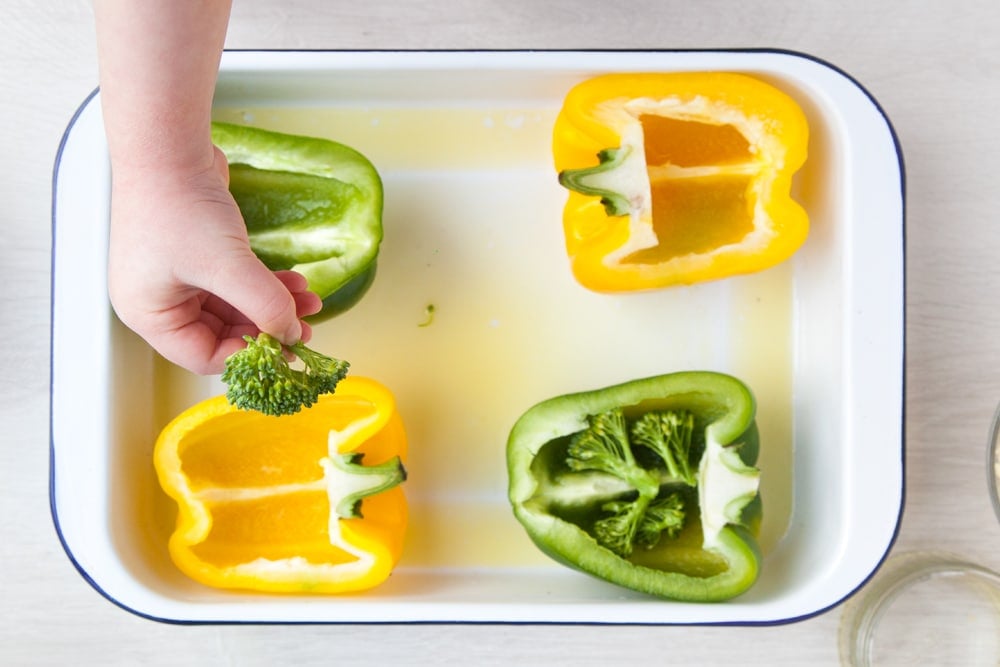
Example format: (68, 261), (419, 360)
(418, 304), (436, 327)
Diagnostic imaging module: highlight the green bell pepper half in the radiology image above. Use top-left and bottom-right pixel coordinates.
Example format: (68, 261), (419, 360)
(506, 371), (762, 602)
(211, 121), (383, 319)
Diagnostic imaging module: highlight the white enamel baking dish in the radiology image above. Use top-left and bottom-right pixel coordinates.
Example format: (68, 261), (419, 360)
(50, 50), (904, 624)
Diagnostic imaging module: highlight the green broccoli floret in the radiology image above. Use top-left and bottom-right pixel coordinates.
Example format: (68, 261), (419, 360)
(221, 333), (349, 416)
(594, 499), (647, 557)
(635, 493), (686, 548)
(566, 409), (650, 488)
(565, 408), (695, 558)
(631, 410), (697, 486)
(595, 493), (687, 557)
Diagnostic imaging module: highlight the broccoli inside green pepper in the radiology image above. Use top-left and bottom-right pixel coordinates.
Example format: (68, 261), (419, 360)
(508, 372), (763, 600)
(529, 407), (715, 560)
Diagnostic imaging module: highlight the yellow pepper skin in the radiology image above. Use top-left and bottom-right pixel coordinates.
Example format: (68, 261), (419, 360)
(154, 377), (407, 594)
(553, 72), (809, 292)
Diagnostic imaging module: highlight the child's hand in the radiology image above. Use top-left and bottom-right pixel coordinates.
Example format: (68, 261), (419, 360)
(107, 147), (322, 375)
(94, 0), (312, 374)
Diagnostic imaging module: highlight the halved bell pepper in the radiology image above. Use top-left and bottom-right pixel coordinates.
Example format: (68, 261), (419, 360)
(211, 121), (383, 318)
(507, 371), (762, 602)
(553, 72), (809, 292)
(154, 376), (407, 594)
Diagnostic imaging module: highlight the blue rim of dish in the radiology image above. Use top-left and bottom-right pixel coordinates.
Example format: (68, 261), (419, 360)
(48, 47), (908, 626)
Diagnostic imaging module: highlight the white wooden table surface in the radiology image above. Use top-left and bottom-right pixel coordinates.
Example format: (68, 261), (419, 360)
(4, 1), (1000, 664)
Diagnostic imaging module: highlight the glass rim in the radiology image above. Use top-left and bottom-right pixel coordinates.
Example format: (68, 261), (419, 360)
(989, 400), (1000, 524)
(839, 551), (1000, 666)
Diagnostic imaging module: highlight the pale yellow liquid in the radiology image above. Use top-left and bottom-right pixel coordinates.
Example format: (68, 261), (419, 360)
(150, 105), (795, 569)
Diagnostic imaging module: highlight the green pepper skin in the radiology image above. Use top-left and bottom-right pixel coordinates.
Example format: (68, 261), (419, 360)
(309, 260), (377, 323)
(211, 122), (383, 318)
(507, 371), (762, 602)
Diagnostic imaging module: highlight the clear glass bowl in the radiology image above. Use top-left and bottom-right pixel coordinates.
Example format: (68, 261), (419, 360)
(839, 551), (1000, 666)
(989, 401), (1000, 526)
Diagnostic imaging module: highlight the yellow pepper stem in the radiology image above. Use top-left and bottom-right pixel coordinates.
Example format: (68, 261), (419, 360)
(325, 452), (407, 519)
(558, 146), (633, 216)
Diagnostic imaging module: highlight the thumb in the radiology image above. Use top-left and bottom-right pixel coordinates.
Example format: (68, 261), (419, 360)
(208, 253), (302, 344)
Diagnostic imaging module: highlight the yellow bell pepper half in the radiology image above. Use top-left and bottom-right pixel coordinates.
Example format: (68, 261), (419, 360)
(154, 376), (407, 594)
(553, 72), (810, 292)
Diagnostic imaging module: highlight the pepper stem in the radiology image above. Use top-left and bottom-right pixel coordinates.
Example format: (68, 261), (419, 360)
(558, 146), (634, 216)
(326, 452), (407, 519)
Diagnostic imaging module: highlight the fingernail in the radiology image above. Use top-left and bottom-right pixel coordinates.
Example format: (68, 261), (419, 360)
(283, 321), (302, 345)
